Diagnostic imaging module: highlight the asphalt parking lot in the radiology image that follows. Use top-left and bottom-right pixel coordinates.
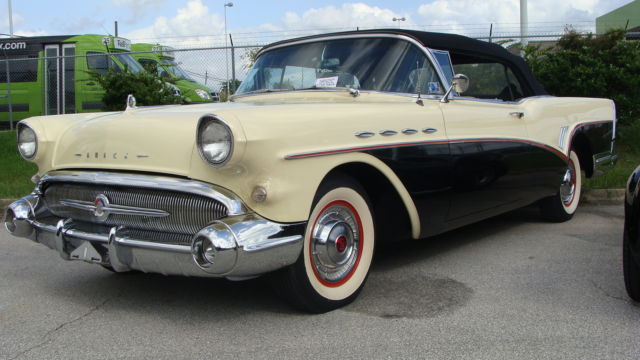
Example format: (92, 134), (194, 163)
(1, 203), (638, 360)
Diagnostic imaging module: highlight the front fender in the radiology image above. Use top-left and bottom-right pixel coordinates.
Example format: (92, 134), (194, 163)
(189, 150), (420, 238)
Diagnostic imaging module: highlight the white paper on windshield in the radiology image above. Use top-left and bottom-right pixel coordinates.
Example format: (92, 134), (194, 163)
(315, 76), (339, 88)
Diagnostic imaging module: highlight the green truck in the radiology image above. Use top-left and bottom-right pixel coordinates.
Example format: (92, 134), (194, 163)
(130, 43), (218, 103)
(0, 34), (151, 127)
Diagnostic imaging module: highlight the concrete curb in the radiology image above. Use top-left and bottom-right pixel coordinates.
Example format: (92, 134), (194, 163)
(580, 189), (626, 204)
(0, 189), (627, 216)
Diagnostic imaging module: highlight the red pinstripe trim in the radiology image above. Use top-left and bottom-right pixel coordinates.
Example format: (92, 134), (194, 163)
(285, 120), (614, 162)
(285, 139), (450, 159)
(286, 138), (568, 161)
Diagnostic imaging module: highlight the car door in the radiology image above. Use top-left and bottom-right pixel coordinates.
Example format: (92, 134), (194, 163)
(440, 61), (536, 224)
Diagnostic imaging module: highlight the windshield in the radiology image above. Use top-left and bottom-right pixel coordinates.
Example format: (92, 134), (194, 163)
(160, 59), (196, 82)
(236, 37), (444, 96)
(114, 53), (145, 74)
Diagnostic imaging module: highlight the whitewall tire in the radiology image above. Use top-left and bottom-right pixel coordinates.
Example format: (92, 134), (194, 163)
(271, 175), (374, 313)
(539, 150), (582, 222)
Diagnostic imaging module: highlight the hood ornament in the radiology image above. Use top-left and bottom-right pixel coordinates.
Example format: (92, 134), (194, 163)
(126, 94), (137, 110)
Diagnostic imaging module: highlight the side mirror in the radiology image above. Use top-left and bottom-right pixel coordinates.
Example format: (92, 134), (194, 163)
(452, 74), (469, 94)
(440, 73), (470, 103)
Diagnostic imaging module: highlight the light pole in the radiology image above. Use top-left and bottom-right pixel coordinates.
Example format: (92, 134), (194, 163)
(224, 2), (233, 101)
(8, 0), (14, 37)
(520, 0), (528, 51)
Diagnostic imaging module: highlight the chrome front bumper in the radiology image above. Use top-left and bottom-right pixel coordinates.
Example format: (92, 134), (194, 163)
(3, 190), (305, 280)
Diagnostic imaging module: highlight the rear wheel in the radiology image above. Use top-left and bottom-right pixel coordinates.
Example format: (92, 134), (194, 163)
(539, 150), (581, 222)
(272, 176), (375, 313)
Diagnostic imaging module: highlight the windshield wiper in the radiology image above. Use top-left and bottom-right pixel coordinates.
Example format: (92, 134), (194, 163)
(296, 85), (360, 97)
(243, 88), (289, 94)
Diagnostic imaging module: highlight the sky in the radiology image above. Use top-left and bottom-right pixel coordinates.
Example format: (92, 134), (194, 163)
(1, 0), (634, 46)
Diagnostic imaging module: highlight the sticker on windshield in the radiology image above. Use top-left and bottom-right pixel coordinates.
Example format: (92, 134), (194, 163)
(315, 76), (339, 88)
(428, 82), (441, 94)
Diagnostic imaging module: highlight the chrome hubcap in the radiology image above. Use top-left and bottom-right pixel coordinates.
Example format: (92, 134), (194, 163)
(311, 203), (360, 284)
(560, 163), (576, 205)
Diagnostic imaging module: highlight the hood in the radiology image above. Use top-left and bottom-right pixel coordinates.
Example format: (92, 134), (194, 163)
(51, 103), (248, 176)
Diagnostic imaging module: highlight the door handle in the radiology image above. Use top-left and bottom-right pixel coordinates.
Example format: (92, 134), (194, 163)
(510, 112), (524, 119)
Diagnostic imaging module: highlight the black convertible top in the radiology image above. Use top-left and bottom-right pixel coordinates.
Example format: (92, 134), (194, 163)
(262, 29), (548, 96)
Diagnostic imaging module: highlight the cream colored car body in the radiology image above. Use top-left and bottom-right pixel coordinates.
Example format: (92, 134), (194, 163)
(21, 90), (615, 239)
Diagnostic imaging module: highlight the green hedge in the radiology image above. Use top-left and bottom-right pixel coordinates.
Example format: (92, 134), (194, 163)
(91, 70), (183, 111)
(523, 29), (640, 148)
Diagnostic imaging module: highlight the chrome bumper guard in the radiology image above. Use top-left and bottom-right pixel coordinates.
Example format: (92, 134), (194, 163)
(3, 194), (305, 279)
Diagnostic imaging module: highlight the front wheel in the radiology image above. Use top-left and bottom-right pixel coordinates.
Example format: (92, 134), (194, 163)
(272, 176), (375, 313)
(539, 150), (582, 222)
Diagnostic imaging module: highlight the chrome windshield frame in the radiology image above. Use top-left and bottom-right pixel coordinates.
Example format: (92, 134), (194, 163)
(235, 33), (451, 98)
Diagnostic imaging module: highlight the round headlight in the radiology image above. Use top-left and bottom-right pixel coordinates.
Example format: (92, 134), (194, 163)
(17, 124), (37, 159)
(197, 116), (233, 167)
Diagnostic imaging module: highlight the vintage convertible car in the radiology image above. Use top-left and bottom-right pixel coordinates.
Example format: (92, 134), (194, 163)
(624, 165), (640, 301)
(3, 30), (616, 312)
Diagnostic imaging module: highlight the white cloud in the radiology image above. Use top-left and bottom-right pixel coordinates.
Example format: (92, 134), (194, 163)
(111, 0), (167, 23)
(281, 3), (408, 29)
(124, 0), (225, 44)
(416, 0), (630, 36)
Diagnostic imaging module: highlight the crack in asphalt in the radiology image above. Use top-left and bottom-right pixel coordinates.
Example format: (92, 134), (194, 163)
(8, 293), (121, 360)
(590, 279), (627, 303)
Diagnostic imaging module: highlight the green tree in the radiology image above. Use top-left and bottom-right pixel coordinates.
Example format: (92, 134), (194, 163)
(523, 29), (640, 144)
(219, 79), (242, 102)
(90, 69), (183, 111)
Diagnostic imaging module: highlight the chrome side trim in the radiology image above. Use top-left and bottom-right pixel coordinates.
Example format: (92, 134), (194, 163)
(379, 130), (398, 136)
(422, 128), (438, 134)
(285, 136), (569, 161)
(558, 126), (569, 149)
(355, 131), (375, 138)
(38, 171), (246, 216)
(402, 128), (418, 135)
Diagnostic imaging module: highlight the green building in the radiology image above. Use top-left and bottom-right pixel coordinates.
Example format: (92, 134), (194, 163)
(596, 0), (640, 34)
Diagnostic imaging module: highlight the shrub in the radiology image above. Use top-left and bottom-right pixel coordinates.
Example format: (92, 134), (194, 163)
(523, 29), (640, 141)
(90, 69), (183, 111)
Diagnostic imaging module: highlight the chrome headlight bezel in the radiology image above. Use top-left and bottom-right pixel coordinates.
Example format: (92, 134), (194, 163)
(197, 115), (234, 168)
(17, 123), (38, 160)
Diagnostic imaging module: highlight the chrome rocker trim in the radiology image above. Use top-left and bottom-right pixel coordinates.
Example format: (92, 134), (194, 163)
(3, 177), (306, 279)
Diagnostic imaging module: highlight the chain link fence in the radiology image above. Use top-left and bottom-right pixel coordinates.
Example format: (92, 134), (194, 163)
(0, 43), (262, 129)
(1, 28), (636, 129)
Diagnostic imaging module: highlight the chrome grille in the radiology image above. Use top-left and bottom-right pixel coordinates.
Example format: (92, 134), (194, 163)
(43, 183), (228, 235)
